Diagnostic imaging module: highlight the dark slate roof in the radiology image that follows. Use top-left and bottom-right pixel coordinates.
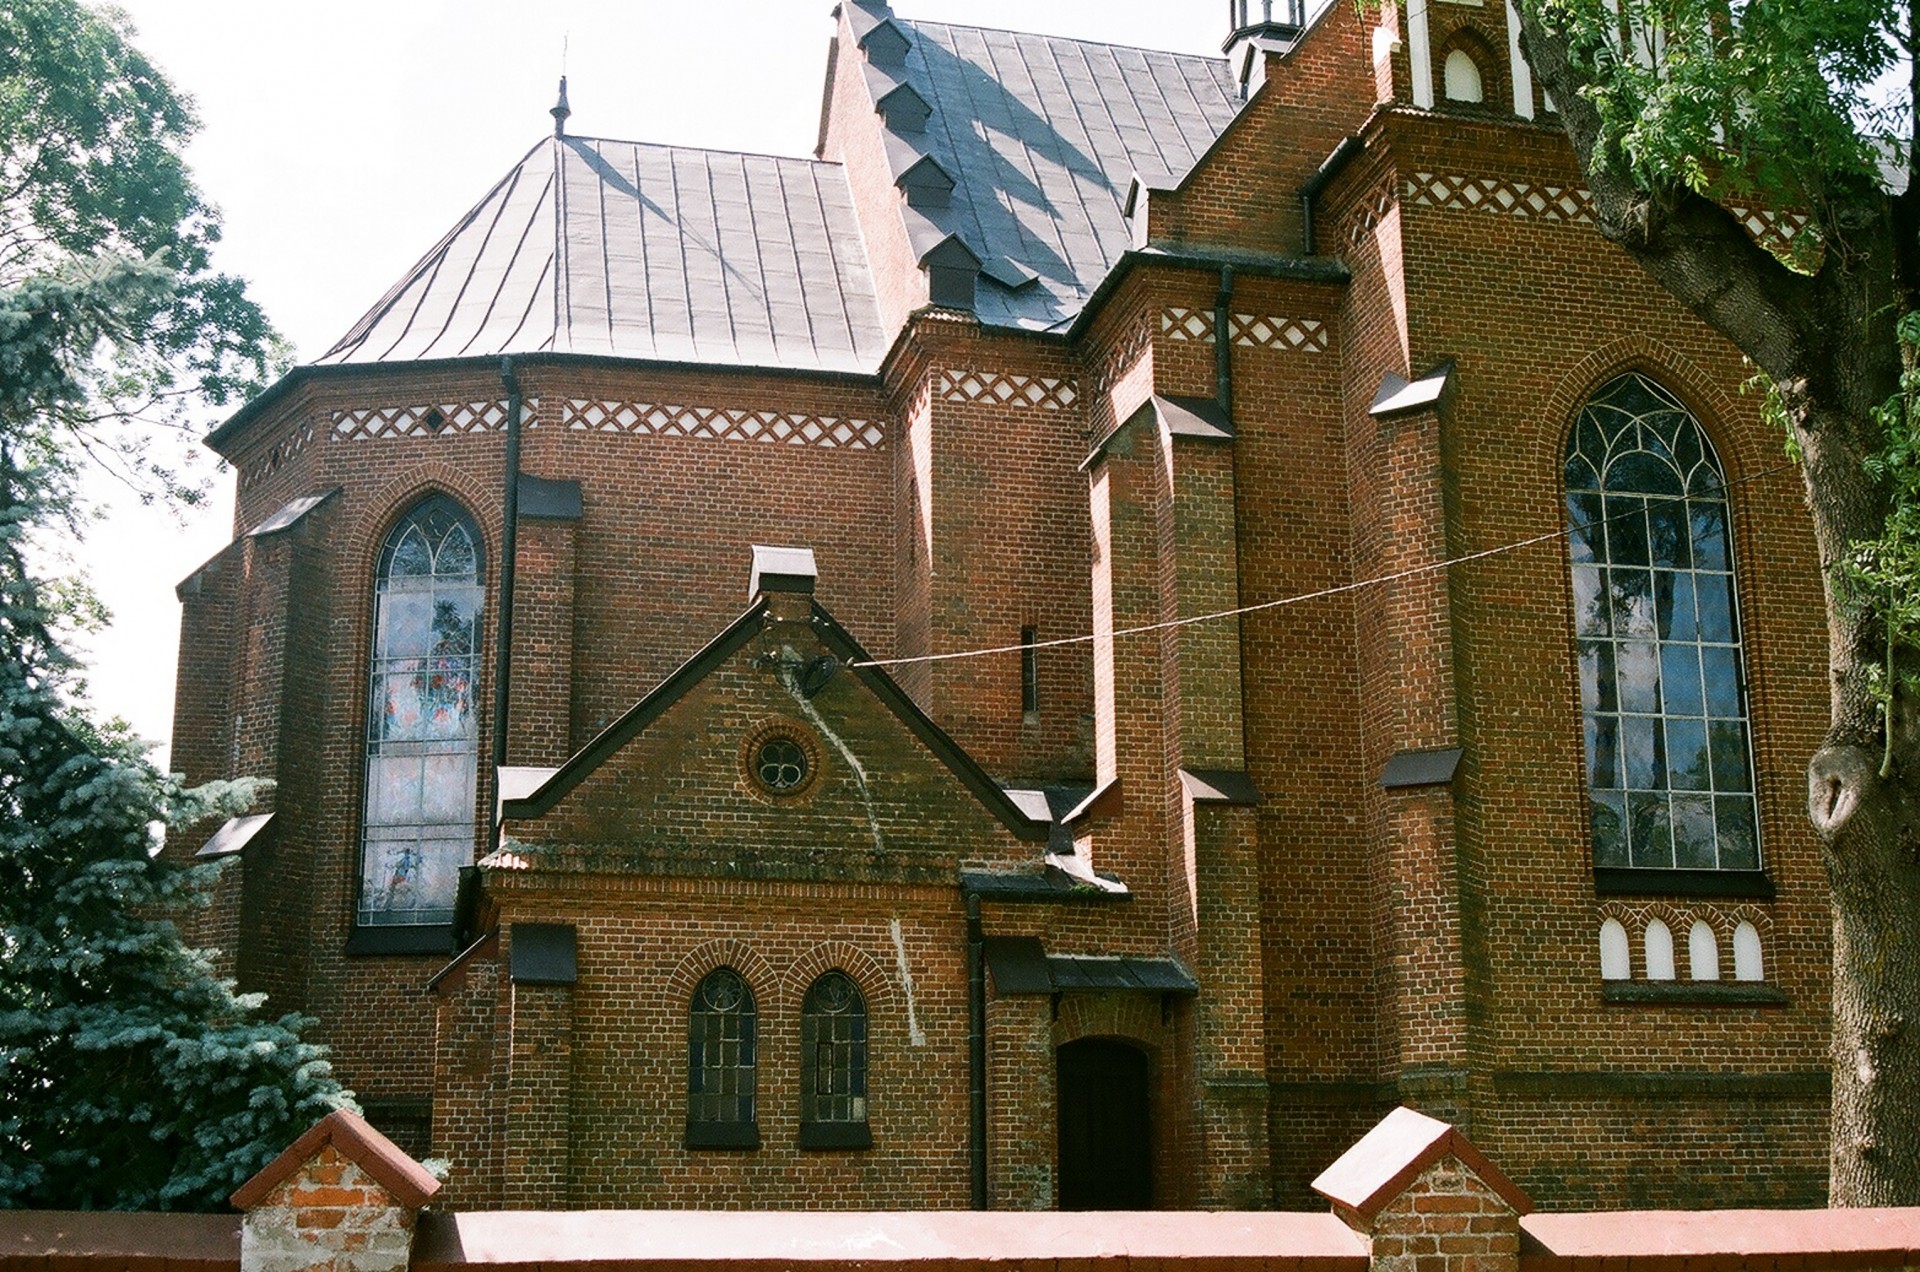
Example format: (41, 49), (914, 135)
(317, 137), (888, 373)
(885, 19), (1242, 329)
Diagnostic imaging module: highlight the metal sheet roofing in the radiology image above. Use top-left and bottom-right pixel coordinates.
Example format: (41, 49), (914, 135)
(894, 20), (1243, 330)
(317, 137), (888, 373)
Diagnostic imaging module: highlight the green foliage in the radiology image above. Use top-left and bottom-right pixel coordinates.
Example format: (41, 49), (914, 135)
(0, 0), (352, 1210)
(1837, 311), (1920, 778)
(0, 0), (291, 506)
(1528, 0), (1903, 223)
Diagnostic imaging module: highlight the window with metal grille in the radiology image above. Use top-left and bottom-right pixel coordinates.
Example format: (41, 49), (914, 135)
(686, 967), (759, 1149)
(798, 970), (871, 1149)
(358, 495), (484, 930)
(1564, 373), (1762, 883)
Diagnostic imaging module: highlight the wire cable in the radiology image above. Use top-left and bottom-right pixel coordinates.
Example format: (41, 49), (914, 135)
(845, 459), (1801, 670)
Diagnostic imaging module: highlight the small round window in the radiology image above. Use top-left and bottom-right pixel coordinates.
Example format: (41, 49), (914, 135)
(755, 737), (809, 792)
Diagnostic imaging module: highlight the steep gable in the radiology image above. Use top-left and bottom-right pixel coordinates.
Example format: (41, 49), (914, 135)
(501, 598), (1047, 885)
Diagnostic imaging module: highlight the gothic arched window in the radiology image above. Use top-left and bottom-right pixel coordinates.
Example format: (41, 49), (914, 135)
(359, 495), (485, 929)
(799, 970), (871, 1149)
(687, 967), (759, 1148)
(1566, 373), (1760, 877)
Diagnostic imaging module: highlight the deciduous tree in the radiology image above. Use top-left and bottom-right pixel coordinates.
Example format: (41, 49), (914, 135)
(1513, 0), (1920, 1205)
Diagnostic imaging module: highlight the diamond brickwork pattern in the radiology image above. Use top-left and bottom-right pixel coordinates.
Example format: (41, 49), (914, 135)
(1342, 171), (1399, 247)
(935, 370), (1079, 411)
(1406, 170), (1595, 223)
(1160, 309), (1328, 353)
(332, 400), (516, 441)
(239, 422), (318, 490)
(557, 399), (886, 449)
(1400, 173), (1807, 254)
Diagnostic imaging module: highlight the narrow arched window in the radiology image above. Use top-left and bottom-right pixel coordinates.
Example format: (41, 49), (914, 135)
(687, 967), (759, 1148)
(1644, 918), (1676, 980)
(1442, 47), (1485, 102)
(1566, 374), (1761, 876)
(799, 970), (871, 1149)
(359, 496), (484, 929)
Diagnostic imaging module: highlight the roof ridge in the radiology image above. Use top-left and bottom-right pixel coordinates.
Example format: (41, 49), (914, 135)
(558, 133), (853, 168)
(900, 16), (1226, 63)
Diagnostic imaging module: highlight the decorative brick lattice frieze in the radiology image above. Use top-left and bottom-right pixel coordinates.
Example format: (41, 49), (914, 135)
(935, 369), (1079, 410)
(1402, 172), (1807, 253)
(1160, 308), (1329, 353)
(1726, 205), (1809, 255)
(1406, 170), (1596, 223)
(332, 399), (517, 441)
(1089, 313), (1155, 400)
(556, 400), (886, 449)
(239, 422), (318, 490)
(1342, 171), (1399, 247)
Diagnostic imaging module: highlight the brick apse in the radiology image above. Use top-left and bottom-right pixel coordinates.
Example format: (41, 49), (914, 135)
(170, 0), (1833, 1212)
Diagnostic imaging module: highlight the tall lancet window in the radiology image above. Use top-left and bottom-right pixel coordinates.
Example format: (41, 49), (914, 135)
(360, 495), (485, 927)
(1565, 374), (1760, 874)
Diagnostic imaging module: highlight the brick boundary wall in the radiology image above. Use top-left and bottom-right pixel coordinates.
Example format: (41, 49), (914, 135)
(6, 1109), (1920, 1272)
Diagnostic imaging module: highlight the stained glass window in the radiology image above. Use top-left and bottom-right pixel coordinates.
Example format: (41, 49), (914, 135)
(1565, 374), (1760, 873)
(687, 968), (758, 1147)
(800, 971), (869, 1147)
(359, 496), (485, 927)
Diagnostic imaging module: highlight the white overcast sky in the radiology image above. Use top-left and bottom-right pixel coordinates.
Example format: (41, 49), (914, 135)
(78, 1), (1235, 765)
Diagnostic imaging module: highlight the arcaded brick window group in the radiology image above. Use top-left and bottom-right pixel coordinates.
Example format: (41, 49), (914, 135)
(686, 966), (870, 1152)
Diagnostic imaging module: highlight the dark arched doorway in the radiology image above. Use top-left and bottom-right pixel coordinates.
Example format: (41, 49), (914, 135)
(1055, 1038), (1152, 1209)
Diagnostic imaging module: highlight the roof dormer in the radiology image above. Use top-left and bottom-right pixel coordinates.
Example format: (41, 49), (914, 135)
(848, 0), (911, 69)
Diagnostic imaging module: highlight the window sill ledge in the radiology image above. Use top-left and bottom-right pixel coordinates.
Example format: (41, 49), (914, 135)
(346, 924), (456, 957)
(799, 1122), (873, 1150)
(685, 1122), (760, 1151)
(1603, 980), (1788, 1007)
(1594, 868), (1774, 900)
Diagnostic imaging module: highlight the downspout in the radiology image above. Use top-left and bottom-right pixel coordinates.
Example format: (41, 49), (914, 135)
(491, 357), (523, 782)
(1214, 265), (1235, 417)
(967, 892), (987, 1209)
(1298, 134), (1363, 256)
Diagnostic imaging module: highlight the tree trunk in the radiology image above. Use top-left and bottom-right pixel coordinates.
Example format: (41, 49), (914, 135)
(1515, 4), (1920, 1205)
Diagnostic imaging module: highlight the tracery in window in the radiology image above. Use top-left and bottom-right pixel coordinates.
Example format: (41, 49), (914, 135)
(1565, 373), (1761, 874)
(687, 967), (759, 1148)
(799, 970), (871, 1149)
(359, 495), (484, 927)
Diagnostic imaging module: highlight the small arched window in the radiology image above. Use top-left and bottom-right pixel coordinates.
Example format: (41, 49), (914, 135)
(359, 495), (484, 929)
(1598, 919), (1631, 980)
(1443, 47), (1486, 103)
(1732, 921), (1765, 981)
(687, 967), (759, 1148)
(799, 970), (871, 1149)
(1687, 920), (1720, 981)
(1644, 918), (1676, 980)
(1566, 374), (1761, 876)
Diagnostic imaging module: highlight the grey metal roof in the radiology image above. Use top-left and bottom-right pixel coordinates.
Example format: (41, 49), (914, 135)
(887, 19), (1243, 330)
(317, 137), (888, 373)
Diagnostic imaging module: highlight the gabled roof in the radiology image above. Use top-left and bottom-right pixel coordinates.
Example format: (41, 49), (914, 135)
(229, 1109), (441, 1211)
(317, 137), (888, 374)
(878, 20), (1242, 330)
(500, 598), (1050, 844)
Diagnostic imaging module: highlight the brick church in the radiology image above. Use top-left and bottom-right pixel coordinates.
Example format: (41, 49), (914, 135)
(171, 0), (1834, 1212)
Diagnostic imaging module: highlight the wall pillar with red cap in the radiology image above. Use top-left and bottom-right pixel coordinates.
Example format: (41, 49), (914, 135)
(1312, 1105), (1530, 1272)
(230, 1109), (440, 1272)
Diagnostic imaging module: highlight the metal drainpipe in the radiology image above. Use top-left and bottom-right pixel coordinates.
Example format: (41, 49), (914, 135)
(1214, 265), (1235, 417)
(967, 892), (987, 1209)
(491, 357), (523, 782)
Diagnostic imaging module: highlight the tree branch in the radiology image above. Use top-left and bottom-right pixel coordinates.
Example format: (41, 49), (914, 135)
(1518, 6), (1828, 383)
